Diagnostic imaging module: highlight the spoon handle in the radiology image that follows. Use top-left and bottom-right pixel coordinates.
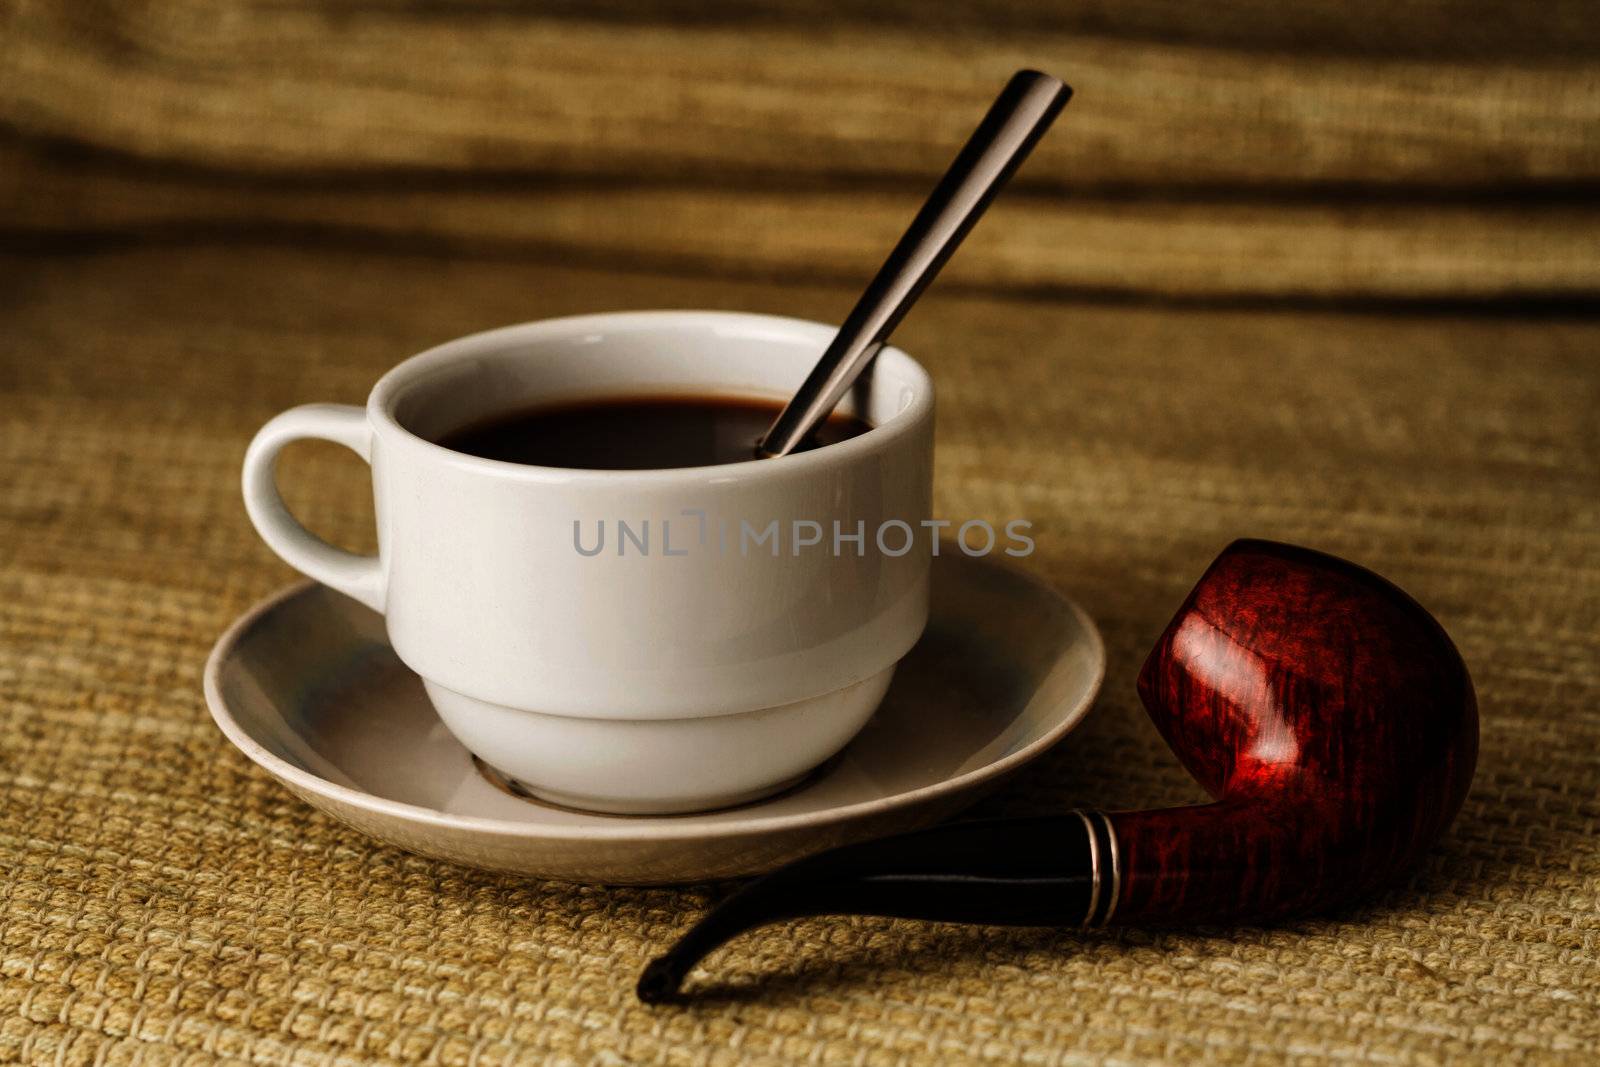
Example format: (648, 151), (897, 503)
(757, 70), (1072, 458)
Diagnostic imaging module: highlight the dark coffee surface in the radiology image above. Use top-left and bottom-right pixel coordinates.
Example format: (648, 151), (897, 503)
(436, 395), (873, 469)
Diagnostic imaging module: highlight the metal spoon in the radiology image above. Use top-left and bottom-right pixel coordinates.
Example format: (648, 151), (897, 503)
(756, 70), (1072, 458)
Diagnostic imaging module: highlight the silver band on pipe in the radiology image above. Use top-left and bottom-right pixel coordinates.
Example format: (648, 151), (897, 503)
(1073, 809), (1102, 927)
(1090, 809), (1121, 928)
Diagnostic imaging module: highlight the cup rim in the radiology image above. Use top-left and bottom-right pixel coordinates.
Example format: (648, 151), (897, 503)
(367, 310), (934, 485)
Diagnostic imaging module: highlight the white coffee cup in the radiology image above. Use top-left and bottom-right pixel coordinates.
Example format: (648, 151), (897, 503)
(242, 311), (934, 814)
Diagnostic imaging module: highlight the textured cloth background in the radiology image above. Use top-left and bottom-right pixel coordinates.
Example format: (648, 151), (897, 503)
(3, 2), (1599, 1064)
(6, 0), (1600, 306)
(3, 248), (1596, 1066)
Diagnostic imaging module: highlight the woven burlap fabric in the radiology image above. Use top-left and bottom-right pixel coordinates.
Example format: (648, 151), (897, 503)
(1, 243), (1595, 1065)
(9, 1), (1600, 307)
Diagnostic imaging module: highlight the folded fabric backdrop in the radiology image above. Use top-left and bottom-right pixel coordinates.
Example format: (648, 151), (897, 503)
(3, 0), (1599, 305)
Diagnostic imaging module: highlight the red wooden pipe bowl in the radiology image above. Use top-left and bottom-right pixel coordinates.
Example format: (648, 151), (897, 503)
(1110, 539), (1478, 925)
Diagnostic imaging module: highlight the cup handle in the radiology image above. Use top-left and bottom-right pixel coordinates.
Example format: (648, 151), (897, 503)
(242, 403), (386, 613)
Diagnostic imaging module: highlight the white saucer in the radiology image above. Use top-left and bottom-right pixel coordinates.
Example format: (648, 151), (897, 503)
(204, 553), (1104, 885)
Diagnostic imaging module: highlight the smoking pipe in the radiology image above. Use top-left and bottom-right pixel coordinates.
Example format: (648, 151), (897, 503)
(637, 540), (1477, 1002)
